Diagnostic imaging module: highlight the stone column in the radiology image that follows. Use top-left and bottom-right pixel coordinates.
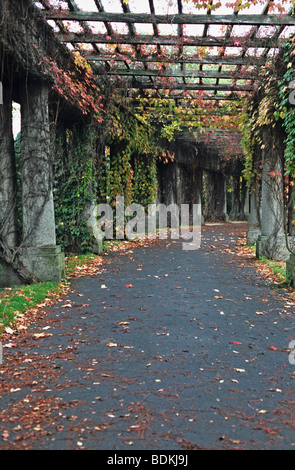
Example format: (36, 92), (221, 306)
(204, 171), (215, 222)
(19, 80), (64, 282)
(244, 189), (250, 219)
(0, 87), (18, 247)
(247, 182), (261, 246)
(21, 81), (56, 246)
(230, 174), (241, 221)
(256, 128), (290, 261)
(204, 171), (226, 222)
(215, 173), (227, 221)
(188, 165), (203, 226)
(0, 85), (21, 288)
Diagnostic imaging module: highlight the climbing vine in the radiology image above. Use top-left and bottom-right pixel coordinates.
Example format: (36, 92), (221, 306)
(53, 124), (99, 253)
(97, 88), (174, 211)
(42, 51), (105, 124)
(239, 51), (286, 186)
(279, 36), (295, 176)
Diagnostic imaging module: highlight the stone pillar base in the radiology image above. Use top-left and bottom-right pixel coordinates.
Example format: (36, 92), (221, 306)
(247, 226), (261, 246)
(256, 235), (291, 262)
(0, 262), (23, 288)
(21, 245), (65, 283)
(286, 254), (295, 287)
(91, 239), (103, 255)
(0, 245), (65, 288)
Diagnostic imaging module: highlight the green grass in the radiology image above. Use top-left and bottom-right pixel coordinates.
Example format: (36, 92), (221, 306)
(259, 256), (287, 281)
(249, 245), (287, 283)
(0, 252), (98, 331)
(0, 281), (60, 328)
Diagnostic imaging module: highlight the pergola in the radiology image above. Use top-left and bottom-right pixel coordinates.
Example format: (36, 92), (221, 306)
(36, 0), (295, 104)
(2, 0), (295, 288)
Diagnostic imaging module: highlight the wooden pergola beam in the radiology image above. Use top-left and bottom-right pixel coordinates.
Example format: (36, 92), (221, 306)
(59, 33), (283, 48)
(44, 11), (295, 27)
(101, 68), (256, 80)
(134, 108), (241, 116)
(119, 82), (253, 91)
(39, 2), (294, 100)
(131, 95), (243, 101)
(83, 53), (266, 66)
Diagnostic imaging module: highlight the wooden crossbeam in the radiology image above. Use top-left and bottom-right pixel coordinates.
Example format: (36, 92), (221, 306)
(44, 11), (295, 27)
(199, 1), (213, 86)
(65, 0), (100, 55)
(118, 82), (253, 91)
(100, 68), (255, 80)
(213, 5), (239, 95)
(134, 108), (241, 116)
(129, 94), (245, 100)
(131, 93), (244, 101)
(83, 53), (266, 66)
(59, 33), (283, 48)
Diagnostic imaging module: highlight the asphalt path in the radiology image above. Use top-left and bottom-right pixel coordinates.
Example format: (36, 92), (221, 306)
(0, 223), (294, 451)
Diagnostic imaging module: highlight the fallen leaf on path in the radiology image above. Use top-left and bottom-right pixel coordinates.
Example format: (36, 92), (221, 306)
(5, 327), (14, 335)
(3, 342), (17, 348)
(2, 430), (9, 441)
(33, 333), (53, 339)
(265, 427), (278, 435)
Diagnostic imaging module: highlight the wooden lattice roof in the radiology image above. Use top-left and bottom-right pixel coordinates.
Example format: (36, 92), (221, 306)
(35, 0), (295, 101)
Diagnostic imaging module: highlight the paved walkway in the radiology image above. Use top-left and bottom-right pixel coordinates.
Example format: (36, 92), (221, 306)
(0, 223), (295, 450)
